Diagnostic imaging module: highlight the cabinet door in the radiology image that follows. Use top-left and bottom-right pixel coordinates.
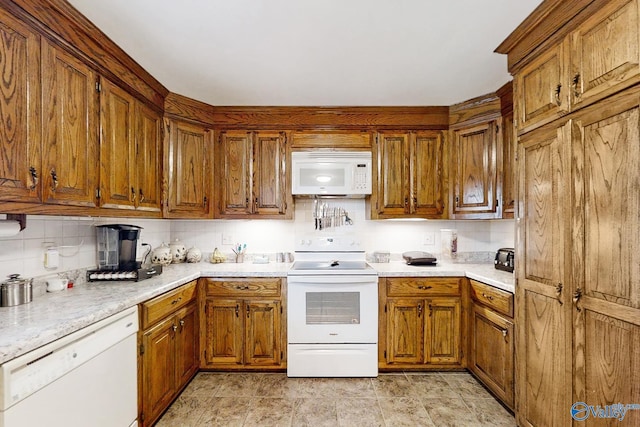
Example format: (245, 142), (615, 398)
(0, 10), (41, 202)
(164, 119), (213, 217)
(41, 41), (98, 207)
(424, 298), (461, 365)
(516, 123), (572, 427)
(412, 131), (445, 217)
(140, 316), (176, 426)
(218, 131), (252, 215)
(470, 304), (514, 409)
(134, 102), (162, 212)
(572, 95), (640, 424)
(99, 78), (135, 209)
(386, 298), (424, 364)
(245, 300), (281, 366)
(515, 40), (569, 134)
(571, 0), (640, 110)
(253, 132), (287, 216)
(174, 303), (199, 389)
(451, 120), (499, 218)
(203, 298), (243, 365)
(375, 132), (410, 216)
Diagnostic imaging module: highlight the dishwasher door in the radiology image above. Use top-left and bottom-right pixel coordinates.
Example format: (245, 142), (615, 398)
(0, 306), (139, 427)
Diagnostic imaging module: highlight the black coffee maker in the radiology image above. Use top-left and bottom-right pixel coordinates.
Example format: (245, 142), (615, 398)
(89, 224), (162, 281)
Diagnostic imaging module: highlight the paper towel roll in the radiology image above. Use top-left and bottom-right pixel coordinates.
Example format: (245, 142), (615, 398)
(0, 220), (21, 237)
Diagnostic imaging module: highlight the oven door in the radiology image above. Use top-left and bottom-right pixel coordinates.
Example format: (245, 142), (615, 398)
(287, 275), (378, 344)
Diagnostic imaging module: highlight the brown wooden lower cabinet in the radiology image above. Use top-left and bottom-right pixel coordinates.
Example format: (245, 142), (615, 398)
(468, 279), (514, 410)
(380, 277), (463, 370)
(138, 281), (199, 427)
(200, 278), (285, 370)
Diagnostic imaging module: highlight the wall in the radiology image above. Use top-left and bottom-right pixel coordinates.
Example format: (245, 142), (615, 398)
(0, 200), (514, 281)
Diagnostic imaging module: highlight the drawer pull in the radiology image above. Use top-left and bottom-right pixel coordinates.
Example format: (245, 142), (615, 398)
(417, 285), (432, 290)
(235, 285), (250, 290)
(481, 293), (494, 301)
(171, 297), (182, 305)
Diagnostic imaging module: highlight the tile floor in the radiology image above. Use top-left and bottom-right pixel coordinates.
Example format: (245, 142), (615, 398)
(156, 371), (515, 426)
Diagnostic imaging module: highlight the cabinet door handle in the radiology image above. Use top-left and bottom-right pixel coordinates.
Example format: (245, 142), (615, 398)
(554, 83), (562, 106)
(481, 293), (494, 301)
(572, 73), (581, 98)
(502, 329), (508, 342)
(138, 189), (145, 203)
(428, 304), (433, 317)
(254, 197), (258, 211)
(417, 303), (422, 318)
(573, 287), (583, 312)
(246, 305), (250, 318)
(50, 170), (58, 191)
(172, 324), (178, 332)
(455, 196), (459, 207)
(179, 319), (185, 331)
(131, 187), (136, 202)
(29, 167), (38, 190)
(555, 283), (563, 305)
(235, 304), (239, 317)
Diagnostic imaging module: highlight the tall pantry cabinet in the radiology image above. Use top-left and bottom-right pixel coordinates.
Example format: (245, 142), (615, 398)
(497, 0), (640, 426)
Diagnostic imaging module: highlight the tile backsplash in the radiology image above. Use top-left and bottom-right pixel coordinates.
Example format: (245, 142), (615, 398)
(0, 200), (514, 281)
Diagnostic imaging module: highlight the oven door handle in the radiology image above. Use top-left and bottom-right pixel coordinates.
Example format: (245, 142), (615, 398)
(287, 276), (377, 285)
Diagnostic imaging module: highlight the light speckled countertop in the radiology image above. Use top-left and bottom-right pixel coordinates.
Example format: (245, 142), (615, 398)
(0, 260), (512, 364)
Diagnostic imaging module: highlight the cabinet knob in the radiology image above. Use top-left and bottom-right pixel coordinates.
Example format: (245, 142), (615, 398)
(572, 73), (581, 98)
(554, 83), (562, 106)
(172, 324), (178, 332)
(50, 170), (59, 192)
(481, 293), (494, 301)
(29, 167), (38, 190)
(573, 287), (583, 312)
(555, 283), (563, 306)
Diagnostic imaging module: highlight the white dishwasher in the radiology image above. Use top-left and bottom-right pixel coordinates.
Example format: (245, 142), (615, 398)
(0, 306), (139, 427)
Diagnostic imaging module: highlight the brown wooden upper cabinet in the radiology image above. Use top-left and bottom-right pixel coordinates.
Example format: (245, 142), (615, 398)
(99, 78), (162, 213)
(450, 120), (501, 219)
(515, 0), (640, 134)
(163, 119), (214, 218)
(371, 131), (445, 219)
(0, 12), (43, 203)
(216, 131), (291, 219)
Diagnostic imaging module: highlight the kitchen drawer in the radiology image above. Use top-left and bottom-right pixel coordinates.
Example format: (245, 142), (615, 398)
(469, 279), (513, 317)
(386, 278), (461, 296)
(140, 280), (197, 329)
(203, 278), (281, 297)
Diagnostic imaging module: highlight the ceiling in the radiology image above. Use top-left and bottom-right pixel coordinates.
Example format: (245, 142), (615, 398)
(67, 0), (541, 107)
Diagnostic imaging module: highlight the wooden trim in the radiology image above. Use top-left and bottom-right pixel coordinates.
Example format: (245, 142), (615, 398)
(449, 93), (501, 129)
(164, 93), (217, 126)
(6, 0), (168, 108)
(495, 0), (617, 74)
(496, 81), (513, 116)
(165, 92), (450, 130)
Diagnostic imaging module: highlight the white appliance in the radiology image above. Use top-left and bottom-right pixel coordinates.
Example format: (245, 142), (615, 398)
(0, 306), (139, 427)
(287, 235), (378, 377)
(291, 151), (372, 197)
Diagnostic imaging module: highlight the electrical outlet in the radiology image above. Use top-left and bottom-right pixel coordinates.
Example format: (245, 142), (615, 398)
(423, 232), (435, 246)
(222, 234), (235, 245)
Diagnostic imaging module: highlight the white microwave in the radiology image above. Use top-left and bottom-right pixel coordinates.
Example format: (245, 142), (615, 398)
(291, 151), (372, 197)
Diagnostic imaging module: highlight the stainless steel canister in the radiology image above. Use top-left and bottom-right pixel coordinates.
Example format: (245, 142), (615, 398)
(1, 274), (33, 307)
